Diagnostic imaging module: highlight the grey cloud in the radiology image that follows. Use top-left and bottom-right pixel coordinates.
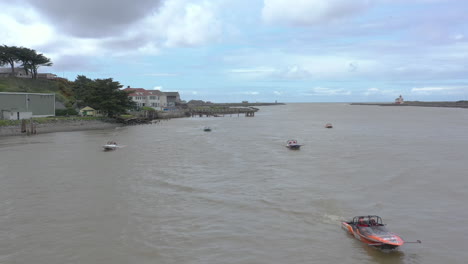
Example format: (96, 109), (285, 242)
(51, 55), (102, 72)
(17, 0), (164, 38)
(262, 0), (372, 26)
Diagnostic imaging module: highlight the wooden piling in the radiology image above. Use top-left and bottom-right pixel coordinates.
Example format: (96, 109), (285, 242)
(21, 120), (26, 133)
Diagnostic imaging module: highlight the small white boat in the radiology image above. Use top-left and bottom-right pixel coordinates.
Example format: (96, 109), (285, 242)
(103, 141), (118, 151)
(286, 139), (302, 150)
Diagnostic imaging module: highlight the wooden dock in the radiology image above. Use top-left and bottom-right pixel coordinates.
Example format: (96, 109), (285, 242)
(188, 107), (258, 117)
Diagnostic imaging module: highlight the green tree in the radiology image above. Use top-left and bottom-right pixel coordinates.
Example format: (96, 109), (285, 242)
(0, 45), (22, 75)
(73, 76), (136, 117)
(30, 53), (53, 79)
(72, 75), (94, 102)
(17, 48), (53, 79)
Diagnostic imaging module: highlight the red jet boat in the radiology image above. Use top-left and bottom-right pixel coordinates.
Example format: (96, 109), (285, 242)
(342, 215), (420, 250)
(286, 139), (302, 150)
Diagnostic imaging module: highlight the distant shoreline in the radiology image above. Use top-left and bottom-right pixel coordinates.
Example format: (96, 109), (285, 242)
(193, 102), (285, 107)
(351, 101), (468, 109)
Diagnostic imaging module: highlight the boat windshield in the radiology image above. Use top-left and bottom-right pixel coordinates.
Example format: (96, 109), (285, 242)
(353, 215), (384, 226)
(359, 225), (390, 236)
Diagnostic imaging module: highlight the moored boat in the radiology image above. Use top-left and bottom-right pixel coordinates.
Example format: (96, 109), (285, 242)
(203, 126), (211, 132)
(341, 215), (420, 250)
(286, 139), (302, 150)
(325, 123), (333, 128)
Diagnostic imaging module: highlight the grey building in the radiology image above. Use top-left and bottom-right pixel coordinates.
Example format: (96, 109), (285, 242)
(0, 92), (55, 120)
(164, 92), (181, 107)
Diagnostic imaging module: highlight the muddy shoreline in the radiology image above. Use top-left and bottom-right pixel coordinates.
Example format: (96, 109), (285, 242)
(0, 119), (122, 137)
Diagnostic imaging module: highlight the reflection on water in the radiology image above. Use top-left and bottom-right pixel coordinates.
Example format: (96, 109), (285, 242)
(360, 243), (406, 264)
(1, 103), (467, 264)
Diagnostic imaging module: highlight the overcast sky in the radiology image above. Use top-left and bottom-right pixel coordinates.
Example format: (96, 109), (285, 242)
(1, 0), (468, 102)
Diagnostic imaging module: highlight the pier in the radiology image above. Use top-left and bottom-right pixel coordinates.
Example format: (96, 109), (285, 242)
(188, 107), (258, 117)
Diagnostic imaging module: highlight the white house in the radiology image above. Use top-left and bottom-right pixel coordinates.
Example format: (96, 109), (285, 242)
(124, 87), (166, 110)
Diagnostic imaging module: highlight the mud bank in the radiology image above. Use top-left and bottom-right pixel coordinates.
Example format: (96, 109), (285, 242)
(0, 119), (121, 137)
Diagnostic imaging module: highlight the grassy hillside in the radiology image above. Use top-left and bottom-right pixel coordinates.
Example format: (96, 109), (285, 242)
(0, 77), (75, 107)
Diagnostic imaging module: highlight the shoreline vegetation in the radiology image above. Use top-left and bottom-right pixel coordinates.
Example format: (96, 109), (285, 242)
(350, 101), (468, 108)
(0, 103), (281, 137)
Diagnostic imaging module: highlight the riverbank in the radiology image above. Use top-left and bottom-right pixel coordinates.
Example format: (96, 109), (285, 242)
(351, 101), (468, 109)
(0, 119), (121, 137)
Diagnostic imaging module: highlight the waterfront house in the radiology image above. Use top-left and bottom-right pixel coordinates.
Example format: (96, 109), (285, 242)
(0, 92), (55, 120)
(124, 87), (172, 111)
(79, 106), (97, 116)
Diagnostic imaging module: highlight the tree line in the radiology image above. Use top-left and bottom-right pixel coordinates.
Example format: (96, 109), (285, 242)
(0, 45), (52, 79)
(0, 45), (136, 117)
(70, 75), (136, 117)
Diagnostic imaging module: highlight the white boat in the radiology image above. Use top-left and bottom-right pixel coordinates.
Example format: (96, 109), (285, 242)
(286, 139), (302, 150)
(103, 141), (118, 151)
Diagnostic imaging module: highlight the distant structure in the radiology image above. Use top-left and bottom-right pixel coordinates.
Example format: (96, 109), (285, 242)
(0, 67), (57, 79)
(395, 95), (404, 104)
(0, 92), (55, 120)
(164, 92), (181, 107)
(123, 86), (181, 111)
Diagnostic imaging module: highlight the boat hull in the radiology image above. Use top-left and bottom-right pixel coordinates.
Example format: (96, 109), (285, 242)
(286, 144), (301, 150)
(103, 144), (117, 151)
(341, 222), (404, 249)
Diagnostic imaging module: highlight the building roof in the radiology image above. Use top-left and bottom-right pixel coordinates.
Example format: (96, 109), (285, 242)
(80, 106), (95, 111)
(123, 87), (164, 96)
(0, 92), (54, 95)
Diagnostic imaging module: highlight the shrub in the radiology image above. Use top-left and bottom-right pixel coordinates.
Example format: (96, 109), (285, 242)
(55, 108), (78, 116)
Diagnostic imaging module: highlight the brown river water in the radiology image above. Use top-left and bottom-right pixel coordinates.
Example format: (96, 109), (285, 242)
(1, 103), (468, 264)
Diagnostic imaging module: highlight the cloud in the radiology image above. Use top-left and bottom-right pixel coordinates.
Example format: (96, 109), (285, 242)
(228, 67), (278, 79)
(229, 67), (277, 74)
(51, 55), (103, 72)
(0, 0), (224, 71)
(362, 87), (399, 96)
(13, 0), (163, 38)
(241, 91), (260, 95)
(304, 87), (351, 96)
(179, 90), (199, 95)
(0, 4), (54, 47)
(453, 34), (464, 40)
(143, 73), (178, 77)
(262, 0), (372, 26)
(227, 53), (379, 81)
(411, 86), (468, 95)
(144, 0), (223, 48)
